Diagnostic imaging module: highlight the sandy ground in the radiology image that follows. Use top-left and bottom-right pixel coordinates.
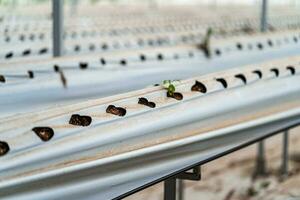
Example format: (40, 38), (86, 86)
(125, 127), (300, 200)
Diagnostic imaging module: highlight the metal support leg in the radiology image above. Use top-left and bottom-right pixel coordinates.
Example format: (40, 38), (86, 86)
(52, 0), (64, 57)
(164, 178), (176, 200)
(177, 179), (184, 200)
(281, 130), (289, 177)
(255, 141), (267, 176)
(260, 0), (268, 32)
(164, 166), (201, 200)
(70, 0), (78, 17)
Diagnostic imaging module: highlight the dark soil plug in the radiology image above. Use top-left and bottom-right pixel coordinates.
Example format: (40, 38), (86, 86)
(236, 43), (243, 50)
(0, 75), (5, 83)
(215, 49), (221, 56)
(167, 92), (183, 101)
(101, 43), (108, 50)
(32, 127), (54, 142)
(23, 49), (31, 56)
(191, 81), (207, 93)
(140, 54), (146, 62)
(157, 53), (164, 61)
(5, 52), (13, 59)
(79, 62), (88, 70)
(54, 65), (60, 72)
(39, 48), (48, 54)
(69, 114), (92, 126)
(120, 59), (127, 66)
(100, 58), (106, 65)
(0, 141), (9, 156)
(28, 70), (34, 79)
(74, 45), (81, 52)
(147, 102), (156, 108)
(257, 43), (263, 50)
(138, 97), (156, 108)
(106, 105), (127, 117)
(138, 97), (148, 105)
(267, 40), (273, 47)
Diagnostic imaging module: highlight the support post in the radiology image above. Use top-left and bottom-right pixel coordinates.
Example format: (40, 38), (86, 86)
(255, 2), (269, 174)
(281, 130), (289, 177)
(164, 178), (176, 200)
(52, 0), (64, 57)
(70, 0), (78, 17)
(177, 179), (184, 200)
(255, 141), (267, 176)
(260, 0), (268, 32)
(164, 166), (201, 200)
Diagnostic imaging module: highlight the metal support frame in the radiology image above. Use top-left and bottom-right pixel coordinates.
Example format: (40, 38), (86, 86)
(281, 130), (289, 177)
(165, 129), (290, 200)
(260, 0), (268, 32)
(70, 0), (79, 16)
(255, 141), (267, 176)
(164, 166), (201, 200)
(177, 180), (184, 200)
(164, 178), (176, 200)
(52, 0), (64, 57)
(255, 0), (269, 177)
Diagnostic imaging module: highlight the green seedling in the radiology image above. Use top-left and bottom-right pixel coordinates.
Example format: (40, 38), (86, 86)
(163, 80), (180, 96)
(197, 27), (213, 58)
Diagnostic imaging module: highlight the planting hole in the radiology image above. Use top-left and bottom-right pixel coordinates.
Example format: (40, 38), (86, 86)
(191, 81), (207, 93)
(138, 97), (156, 108)
(5, 52), (13, 59)
(235, 74), (247, 84)
(106, 105), (127, 117)
(28, 70), (34, 79)
(100, 58), (106, 65)
(0, 141), (9, 156)
(167, 92), (183, 101)
(39, 48), (48, 54)
(120, 59), (127, 66)
(286, 66), (296, 75)
(140, 54), (146, 61)
(0, 75), (6, 83)
(23, 49), (31, 56)
(157, 53), (164, 61)
(216, 78), (228, 88)
(252, 70), (263, 79)
(270, 68), (279, 77)
(32, 127), (54, 142)
(79, 62), (88, 70)
(69, 114), (92, 126)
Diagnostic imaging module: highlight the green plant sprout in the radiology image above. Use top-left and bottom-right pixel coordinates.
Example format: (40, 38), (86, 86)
(203, 27), (213, 47)
(163, 80), (180, 96)
(197, 27), (213, 58)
